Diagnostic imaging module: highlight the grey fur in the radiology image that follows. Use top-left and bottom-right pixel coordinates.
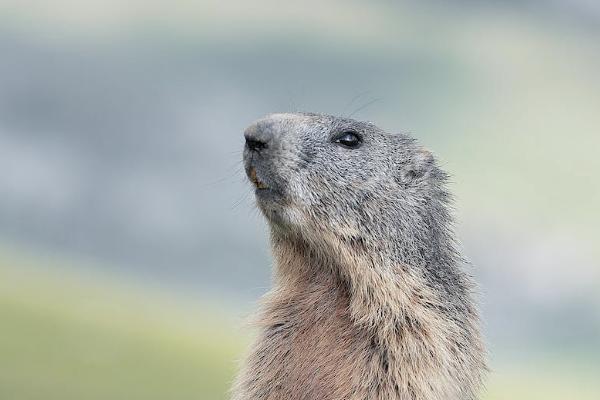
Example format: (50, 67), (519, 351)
(233, 113), (487, 400)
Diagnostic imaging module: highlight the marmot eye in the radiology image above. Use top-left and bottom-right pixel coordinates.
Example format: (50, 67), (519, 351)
(333, 131), (362, 149)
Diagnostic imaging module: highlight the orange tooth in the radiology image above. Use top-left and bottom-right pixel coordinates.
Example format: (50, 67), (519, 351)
(249, 167), (268, 189)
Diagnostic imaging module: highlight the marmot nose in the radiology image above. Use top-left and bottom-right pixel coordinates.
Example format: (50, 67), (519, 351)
(244, 120), (275, 153)
(245, 136), (268, 152)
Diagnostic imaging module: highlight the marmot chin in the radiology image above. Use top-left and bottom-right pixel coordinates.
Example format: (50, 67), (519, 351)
(232, 113), (486, 400)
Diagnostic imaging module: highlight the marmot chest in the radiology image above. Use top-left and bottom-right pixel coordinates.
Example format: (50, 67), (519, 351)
(243, 284), (381, 400)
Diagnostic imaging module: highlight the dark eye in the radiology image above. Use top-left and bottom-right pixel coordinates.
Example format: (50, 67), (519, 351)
(333, 131), (362, 149)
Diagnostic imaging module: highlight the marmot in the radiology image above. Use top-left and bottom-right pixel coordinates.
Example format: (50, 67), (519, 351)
(232, 113), (486, 400)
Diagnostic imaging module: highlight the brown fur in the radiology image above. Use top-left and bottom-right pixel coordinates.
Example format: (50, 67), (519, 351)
(232, 232), (485, 400)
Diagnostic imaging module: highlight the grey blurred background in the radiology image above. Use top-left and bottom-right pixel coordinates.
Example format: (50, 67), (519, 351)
(0, 1), (599, 399)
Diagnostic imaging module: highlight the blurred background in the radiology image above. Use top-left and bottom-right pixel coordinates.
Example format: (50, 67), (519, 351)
(0, 1), (599, 399)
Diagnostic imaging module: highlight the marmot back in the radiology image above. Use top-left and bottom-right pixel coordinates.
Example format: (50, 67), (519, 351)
(232, 113), (486, 400)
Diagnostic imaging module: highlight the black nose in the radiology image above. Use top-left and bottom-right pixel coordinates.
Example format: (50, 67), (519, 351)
(244, 118), (277, 153)
(245, 136), (268, 152)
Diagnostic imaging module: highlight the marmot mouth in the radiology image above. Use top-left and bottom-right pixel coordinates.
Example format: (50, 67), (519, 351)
(249, 166), (269, 190)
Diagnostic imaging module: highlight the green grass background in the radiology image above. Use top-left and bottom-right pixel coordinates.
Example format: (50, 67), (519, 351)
(0, 253), (246, 400)
(1, 252), (598, 400)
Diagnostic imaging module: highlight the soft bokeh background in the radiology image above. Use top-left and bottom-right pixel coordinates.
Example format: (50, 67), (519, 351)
(0, 1), (599, 399)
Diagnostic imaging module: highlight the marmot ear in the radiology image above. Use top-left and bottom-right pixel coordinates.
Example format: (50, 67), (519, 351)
(400, 148), (434, 183)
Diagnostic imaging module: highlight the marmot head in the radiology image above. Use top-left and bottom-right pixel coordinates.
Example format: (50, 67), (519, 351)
(243, 112), (452, 265)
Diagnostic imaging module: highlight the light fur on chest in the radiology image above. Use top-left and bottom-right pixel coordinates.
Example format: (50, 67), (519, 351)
(232, 278), (477, 400)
